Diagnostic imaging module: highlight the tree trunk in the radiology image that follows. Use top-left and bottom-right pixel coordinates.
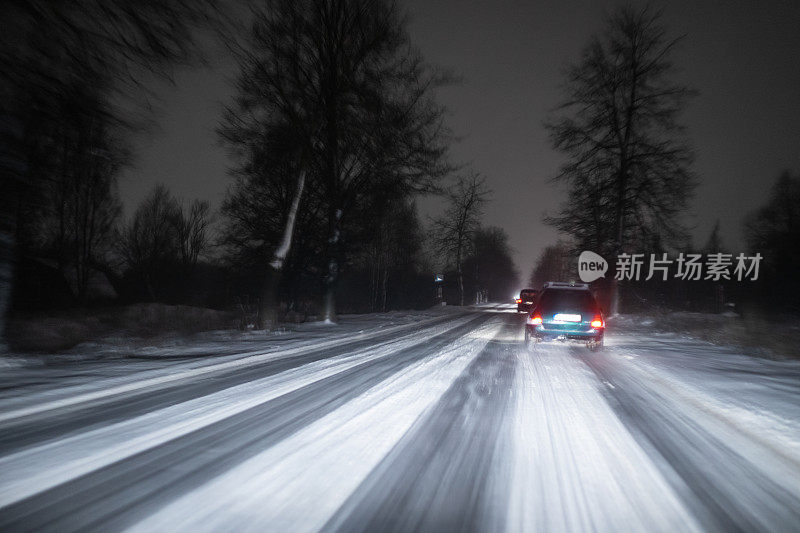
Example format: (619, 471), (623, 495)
(0, 224), (14, 352)
(609, 55), (639, 317)
(323, 272), (337, 322)
(458, 262), (464, 306)
(369, 244), (378, 312)
(610, 204), (625, 316)
(259, 169), (306, 329)
(1, 117), (25, 351)
(609, 276), (620, 316)
(381, 252), (389, 312)
(258, 266), (280, 329)
(89, 257), (124, 298)
(322, 208), (341, 323)
(0, 186), (21, 348)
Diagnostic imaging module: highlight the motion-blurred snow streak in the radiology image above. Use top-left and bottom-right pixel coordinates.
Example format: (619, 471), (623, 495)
(507, 343), (701, 532)
(0, 304), (798, 532)
(131, 318), (503, 532)
(0, 314), (479, 507)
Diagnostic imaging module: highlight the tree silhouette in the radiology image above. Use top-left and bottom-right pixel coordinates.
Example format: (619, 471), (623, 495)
(545, 5), (695, 313)
(430, 173), (490, 305)
(1, 0), (221, 346)
(220, 0), (452, 323)
(117, 185), (211, 301)
(744, 171), (800, 310)
(466, 227), (519, 303)
(38, 115), (125, 302)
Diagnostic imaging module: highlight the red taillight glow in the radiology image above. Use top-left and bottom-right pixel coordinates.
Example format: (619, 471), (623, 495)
(516, 298), (522, 303)
(591, 317), (604, 328)
(529, 315), (543, 325)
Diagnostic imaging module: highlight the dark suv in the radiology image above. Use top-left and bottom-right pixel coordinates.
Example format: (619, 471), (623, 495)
(525, 282), (604, 350)
(516, 288), (538, 313)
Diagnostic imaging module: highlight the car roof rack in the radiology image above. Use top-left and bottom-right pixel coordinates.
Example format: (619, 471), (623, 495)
(542, 281), (590, 290)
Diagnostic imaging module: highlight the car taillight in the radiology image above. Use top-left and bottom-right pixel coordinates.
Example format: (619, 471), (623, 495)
(591, 317), (604, 328)
(516, 298), (522, 303)
(529, 315), (542, 325)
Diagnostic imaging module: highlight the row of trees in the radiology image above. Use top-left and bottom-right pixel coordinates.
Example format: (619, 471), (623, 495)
(1, 0), (521, 345)
(428, 173), (519, 305)
(531, 171), (800, 314)
(1, 1), (222, 345)
(540, 4), (798, 314)
(216, 0), (525, 325)
(219, 0), (454, 325)
(743, 172), (800, 312)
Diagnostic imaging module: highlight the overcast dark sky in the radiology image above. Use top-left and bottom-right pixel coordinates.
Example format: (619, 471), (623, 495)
(120, 0), (800, 283)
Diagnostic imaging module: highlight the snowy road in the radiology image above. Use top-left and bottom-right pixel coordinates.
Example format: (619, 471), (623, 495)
(1, 304), (799, 532)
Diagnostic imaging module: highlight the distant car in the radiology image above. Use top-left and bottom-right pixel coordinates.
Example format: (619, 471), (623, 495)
(516, 288), (538, 313)
(525, 281), (604, 350)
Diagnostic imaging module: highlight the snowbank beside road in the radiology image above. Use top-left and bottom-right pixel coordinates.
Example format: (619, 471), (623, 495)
(5, 303), (473, 358)
(608, 311), (800, 359)
(0, 306), (471, 416)
(6, 304), (237, 353)
(1, 306), (468, 370)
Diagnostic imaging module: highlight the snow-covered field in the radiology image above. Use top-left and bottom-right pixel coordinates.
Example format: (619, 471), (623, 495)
(0, 303), (798, 532)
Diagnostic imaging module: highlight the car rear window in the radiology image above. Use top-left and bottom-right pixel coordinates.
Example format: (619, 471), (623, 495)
(538, 290), (596, 313)
(520, 290), (537, 299)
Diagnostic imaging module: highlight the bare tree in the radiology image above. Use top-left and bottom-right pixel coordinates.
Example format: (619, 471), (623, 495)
(220, 122), (322, 327)
(117, 185), (213, 301)
(117, 185), (181, 300)
(175, 200), (212, 268)
(220, 0), (452, 325)
(545, 5), (695, 314)
(35, 98), (127, 302)
(431, 173), (490, 305)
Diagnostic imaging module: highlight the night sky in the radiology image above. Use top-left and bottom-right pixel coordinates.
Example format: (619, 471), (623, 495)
(119, 0), (800, 284)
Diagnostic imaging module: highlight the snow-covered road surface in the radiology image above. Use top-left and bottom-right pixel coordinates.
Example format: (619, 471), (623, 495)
(0, 304), (798, 532)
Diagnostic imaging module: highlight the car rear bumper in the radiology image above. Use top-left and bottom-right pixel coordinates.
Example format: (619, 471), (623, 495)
(526, 324), (603, 341)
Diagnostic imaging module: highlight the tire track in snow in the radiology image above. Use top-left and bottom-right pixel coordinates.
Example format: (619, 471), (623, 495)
(124, 317), (504, 533)
(0, 314), (490, 532)
(0, 313), (470, 456)
(0, 314), (480, 509)
(505, 342), (700, 532)
(0, 312), (470, 423)
(582, 347), (800, 532)
(325, 315), (520, 533)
